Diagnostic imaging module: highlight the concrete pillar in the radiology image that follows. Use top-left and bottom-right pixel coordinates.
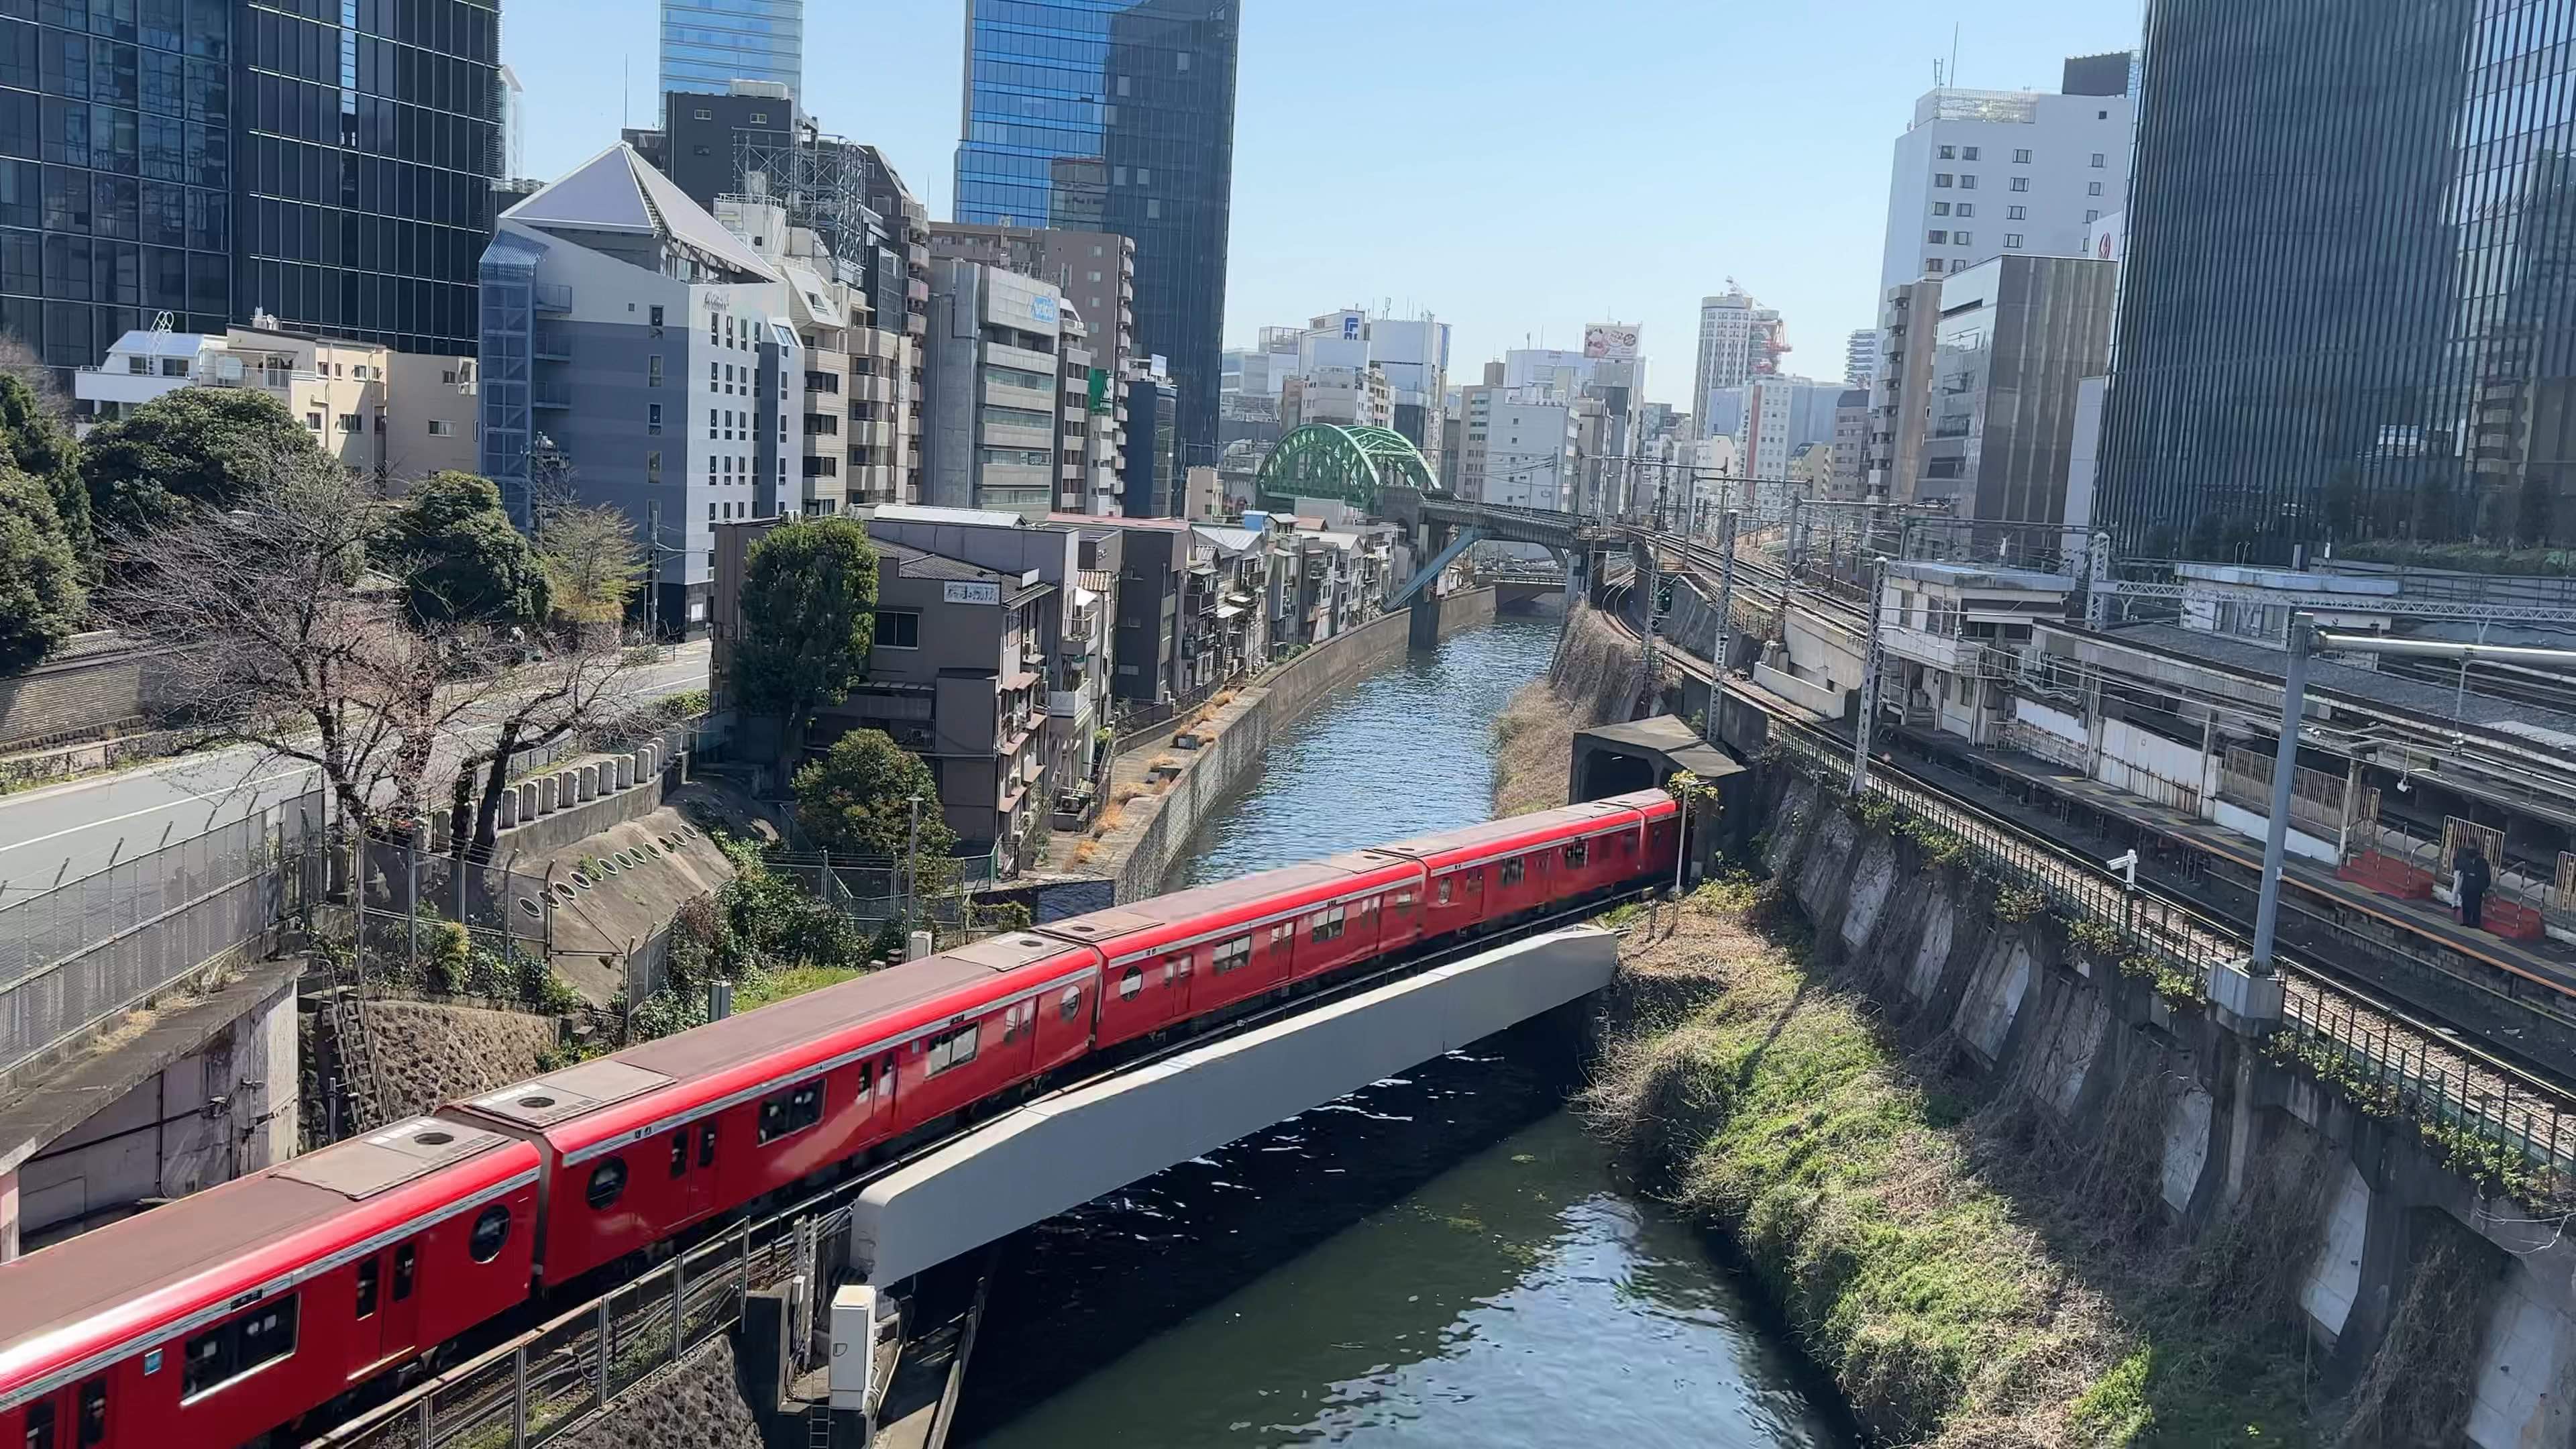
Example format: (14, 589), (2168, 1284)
(498, 791), (517, 829)
(617, 754), (636, 790)
(519, 780), (539, 820)
(644, 742), (662, 775)
(537, 776), (557, 814)
(577, 765), (598, 802)
(556, 769), (578, 807)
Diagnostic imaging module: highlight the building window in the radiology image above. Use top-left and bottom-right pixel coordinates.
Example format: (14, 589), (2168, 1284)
(692, 107), (712, 120)
(708, 502), (716, 522)
(1952, 231), (1972, 246)
(2013, 148), (2032, 164)
(1937, 144), (1955, 159)
(1958, 174), (1978, 189)
(1926, 258), (1945, 274)
(2086, 209), (2101, 223)
(1932, 201), (1951, 216)
(648, 356), (663, 387)
(306, 411), (323, 431)
(2091, 153), (2106, 167)
(748, 112), (769, 124)
(427, 420), (454, 437)
(1927, 229), (1948, 244)
(875, 610), (921, 648)
(2010, 177), (2031, 193)
(2004, 233), (2024, 248)
(1933, 173), (1953, 188)
(1955, 203), (1974, 217)
(2006, 205), (2027, 220)
(1145, 199), (1161, 219)
(1949, 259), (1969, 273)
(648, 404), (663, 435)
(649, 305), (664, 331)
(1960, 146), (1980, 160)
(2088, 181), (2103, 196)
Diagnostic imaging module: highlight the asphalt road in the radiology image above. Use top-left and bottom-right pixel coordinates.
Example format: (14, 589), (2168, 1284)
(0, 643), (711, 902)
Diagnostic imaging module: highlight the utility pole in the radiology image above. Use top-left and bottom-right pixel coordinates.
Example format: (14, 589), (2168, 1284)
(904, 794), (923, 937)
(645, 499), (662, 643)
(2250, 614), (2316, 975)
(1713, 509), (1739, 678)
(1849, 558), (1890, 797)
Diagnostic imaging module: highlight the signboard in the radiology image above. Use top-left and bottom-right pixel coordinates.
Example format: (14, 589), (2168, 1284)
(943, 581), (1002, 606)
(1341, 313), (1362, 340)
(1032, 294), (1059, 327)
(1585, 324), (1641, 360)
(1087, 366), (1112, 415)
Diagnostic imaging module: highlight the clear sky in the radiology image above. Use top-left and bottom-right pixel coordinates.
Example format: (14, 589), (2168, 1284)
(505, 1), (2139, 408)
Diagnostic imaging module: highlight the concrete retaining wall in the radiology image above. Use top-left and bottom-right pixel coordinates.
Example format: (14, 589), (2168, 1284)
(0, 635), (180, 751)
(1758, 767), (2576, 1449)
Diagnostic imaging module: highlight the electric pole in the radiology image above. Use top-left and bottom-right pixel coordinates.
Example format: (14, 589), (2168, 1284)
(1713, 509), (1739, 678)
(1850, 558), (1890, 797)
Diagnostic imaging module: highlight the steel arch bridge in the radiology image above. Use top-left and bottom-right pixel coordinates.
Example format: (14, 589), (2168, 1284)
(1254, 424), (1440, 509)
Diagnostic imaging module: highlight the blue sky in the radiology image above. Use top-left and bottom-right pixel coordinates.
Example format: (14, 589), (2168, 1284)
(506, 1), (2138, 407)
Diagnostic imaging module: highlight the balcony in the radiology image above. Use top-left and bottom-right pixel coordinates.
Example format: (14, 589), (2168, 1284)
(804, 371), (842, 395)
(533, 327), (572, 360)
(532, 384), (572, 410)
(533, 283), (572, 313)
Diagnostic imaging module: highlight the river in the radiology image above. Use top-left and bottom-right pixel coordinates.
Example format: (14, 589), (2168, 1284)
(956, 616), (1853, 1449)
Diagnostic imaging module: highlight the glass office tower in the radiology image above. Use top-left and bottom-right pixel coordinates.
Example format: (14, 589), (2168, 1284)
(2096, 0), (2576, 563)
(955, 0), (1238, 481)
(659, 0), (802, 101)
(237, 0), (502, 356)
(0, 0), (236, 372)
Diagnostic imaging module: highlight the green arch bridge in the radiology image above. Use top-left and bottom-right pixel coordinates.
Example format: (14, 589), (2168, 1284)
(1253, 424), (1440, 510)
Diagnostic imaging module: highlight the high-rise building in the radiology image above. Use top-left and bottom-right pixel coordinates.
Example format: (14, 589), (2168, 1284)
(1876, 64), (2133, 301)
(924, 259), (1069, 516)
(2098, 1), (2576, 561)
(2, 0), (236, 375)
(955, 0), (1240, 472)
(1831, 388), (1872, 501)
(1479, 388), (1580, 513)
(1866, 277), (1944, 503)
(1740, 376), (1845, 511)
(660, 0), (804, 101)
(239, 0), (504, 357)
(1693, 287), (1786, 432)
(1920, 254), (2116, 529)
(929, 221), (1137, 515)
(1845, 330), (1880, 388)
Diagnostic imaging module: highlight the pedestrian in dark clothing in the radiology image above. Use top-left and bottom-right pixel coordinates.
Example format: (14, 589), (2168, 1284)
(2457, 846), (2493, 931)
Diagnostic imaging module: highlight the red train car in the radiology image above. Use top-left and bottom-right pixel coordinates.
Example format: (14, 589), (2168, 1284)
(1381, 790), (1680, 936)
(445, 934), (1101, 1284)
(0, 1118), (540, 1449)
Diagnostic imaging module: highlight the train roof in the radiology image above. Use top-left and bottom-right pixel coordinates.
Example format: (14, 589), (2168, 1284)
(0, 1118), (536, 1405)
(460, 945), (1095, 1159)
(1375, 798), (1652, 867)
(1040, 854), (1413, 955)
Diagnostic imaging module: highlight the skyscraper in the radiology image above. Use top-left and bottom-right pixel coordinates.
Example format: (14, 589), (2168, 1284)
(660, 0), (804, 101)
(1693, 287), (1785, 435)
(954, 0), (1240, 472)
(238, 0), (504, 356)
(2096, 1), (2576, 561)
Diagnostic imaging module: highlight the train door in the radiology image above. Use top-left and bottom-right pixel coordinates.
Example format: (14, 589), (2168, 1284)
(22, 1375), (111, 1449)
(354, 1238), (423, 1369)
(665, 1118), (718, 1223)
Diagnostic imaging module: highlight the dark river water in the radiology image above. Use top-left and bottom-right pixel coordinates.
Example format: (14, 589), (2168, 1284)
(956, 616), (1853, 1449)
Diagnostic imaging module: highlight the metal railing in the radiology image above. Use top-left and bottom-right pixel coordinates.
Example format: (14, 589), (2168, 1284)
(1774, 722), (2576, 1192)
(2218, 745), (2346, 842)
(0, 792), (328, 1079)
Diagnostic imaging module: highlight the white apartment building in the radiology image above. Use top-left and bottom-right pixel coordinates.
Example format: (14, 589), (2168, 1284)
(923, 259), (1070, 517)
(1876, 64), (2134, 299)
(1481, 388), (1580, 513)
(1740, 375), (1845, 498)
(1693, 287), (1786, 433)
(1845, 329), (1880, 387)
(1283, 364), (1393, 429)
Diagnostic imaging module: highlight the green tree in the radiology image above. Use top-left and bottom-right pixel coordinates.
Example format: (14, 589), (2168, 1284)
(380, 471), (549, 626)
(83, 388), (323, 537)
(733, 518), (878, 739)
(794, 729), (957, 863)
(0, 373), (85, 560)
(0, 462), (86, 672)
(536, 501), (645, 626)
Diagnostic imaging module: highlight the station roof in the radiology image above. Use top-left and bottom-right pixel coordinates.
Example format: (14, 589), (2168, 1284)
(2110, 621), (2576, 741)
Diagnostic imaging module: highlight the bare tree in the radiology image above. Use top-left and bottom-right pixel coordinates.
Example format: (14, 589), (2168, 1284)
(441, 638), (635, 861)
(101, 452), (638, 846)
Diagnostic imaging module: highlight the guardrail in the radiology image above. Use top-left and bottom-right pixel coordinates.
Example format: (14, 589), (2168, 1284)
(1771, 722), (2576, 1191)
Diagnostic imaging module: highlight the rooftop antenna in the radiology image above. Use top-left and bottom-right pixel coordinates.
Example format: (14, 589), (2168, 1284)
(1950, 24), (1962, 88)
(623, 56), (631, 129)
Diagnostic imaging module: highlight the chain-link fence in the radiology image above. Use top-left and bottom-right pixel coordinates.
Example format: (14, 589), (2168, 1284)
(0, 790), (328, 1079)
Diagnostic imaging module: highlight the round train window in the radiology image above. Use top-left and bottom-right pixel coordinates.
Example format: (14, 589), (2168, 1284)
(1059, 985), (1083, 1020)
(1118, 966), (1142, 1000)
(585, 1157), (628, 1210)
(468, 1203), (512, 1263)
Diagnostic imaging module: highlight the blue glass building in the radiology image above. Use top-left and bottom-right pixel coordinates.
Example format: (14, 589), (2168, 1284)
(2097, 0), (2576, 562)
(955, 0), (1238, 480)
(659, 0), (802, 103)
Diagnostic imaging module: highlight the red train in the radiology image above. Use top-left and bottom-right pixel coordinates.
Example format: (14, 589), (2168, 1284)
(0, 791), (1681, 1448)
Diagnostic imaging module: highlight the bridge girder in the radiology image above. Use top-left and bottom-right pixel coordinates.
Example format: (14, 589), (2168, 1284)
(1256, 423), (1439, 511)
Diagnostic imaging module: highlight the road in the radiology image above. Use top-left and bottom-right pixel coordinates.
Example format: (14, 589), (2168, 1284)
(0, 642), (710, 901)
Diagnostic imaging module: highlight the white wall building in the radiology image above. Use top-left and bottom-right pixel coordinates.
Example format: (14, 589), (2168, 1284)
(1481, 388), (1580, 512)
(1693, 287), (1786, 433)
(1876, 67), (2134, 300)
(1845, 329), (1879, 387)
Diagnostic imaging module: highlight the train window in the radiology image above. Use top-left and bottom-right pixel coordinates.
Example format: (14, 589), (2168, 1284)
(182, 1294), (298, 1400)
(1393, 890), (1417, 910)
(1564, 840), (1589, 869)
(757, 1081), (825, 1143)
(925, 1024), (979, 1076)
(670, 1130), (690, 1178)
(585, 1157), (628, 1210)
(1500, 858), (1526, 887)
(392, 1246), (415, 1303)
(1310, 906), (1346, 944)
(25, 1401), (51, 1449)
(356, 1258), (380, 1318)
(468, 1204), (511, 1263)
(1436, 878), (1452, 906)
(1212, 937), (1251, 974)
(74, 1383), (101, 1449)
(1059, 985), (1083, 1020)
(1118, 965), (1142, 999)
(1001, 1002), (1026, 1044)
(699, 1122), (718, 1169)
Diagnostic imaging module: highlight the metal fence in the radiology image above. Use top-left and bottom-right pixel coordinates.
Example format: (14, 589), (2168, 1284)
(0, 791), (327, 1079)
(309, 1199), (849, 1449)
(1776, 723), (2576, 1193)
(2217, 745), (2347, 843)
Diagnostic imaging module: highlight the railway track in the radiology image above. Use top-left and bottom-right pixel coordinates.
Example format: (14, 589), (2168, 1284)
(1591, 598), (2576, 1189)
